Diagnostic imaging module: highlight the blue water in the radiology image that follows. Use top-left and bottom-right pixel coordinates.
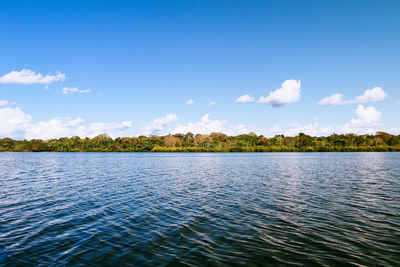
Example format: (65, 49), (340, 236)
(1, 152), (399, 266)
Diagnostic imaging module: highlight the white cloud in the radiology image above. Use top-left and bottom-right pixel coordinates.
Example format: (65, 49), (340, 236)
(172, 114), (223, 134)
(258, 79), (301, 107)
(208, 101), (217, 106)
(265, 105), (383, 137)
(266, 119), (332, 137)
(62, 87), (91, 95)
(0, 107), (33, 139)
(317, 93), (345, 106)
(0, 105), (132, 140)
(318, 87), (387, 106)
(348, 105), (381, 128)
(389, 128), (400, 135)
(236, 94), (254, 103)
(152, 114), (178, 126)
(141, 114), (178, 135)
(171, 114), (248, 135)
(338, 107), (381, 135)
(354, 87), (387, 103)
(285, 120), (320, 136)
(0, 100), (8, 107)
(0, 69), (65, 85)
(77, 121), (132, 138)
(25, 119), (77, 140)
(185, 99), (194, 105)
(0, 102), (389, 140)
(66, 117), (84, 127)
(25, 119), (131, 140)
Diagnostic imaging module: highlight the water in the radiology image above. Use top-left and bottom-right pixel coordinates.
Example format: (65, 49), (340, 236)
(0, 152), (399, 266)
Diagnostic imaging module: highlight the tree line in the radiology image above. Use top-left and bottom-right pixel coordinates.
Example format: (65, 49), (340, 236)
(0, 132), (399, 152)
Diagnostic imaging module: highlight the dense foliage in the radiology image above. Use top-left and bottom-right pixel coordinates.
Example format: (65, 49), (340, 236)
(1, 132), (400, 152)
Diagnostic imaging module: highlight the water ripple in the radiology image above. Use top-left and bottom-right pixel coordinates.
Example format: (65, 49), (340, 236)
(0, 152), (399, 266)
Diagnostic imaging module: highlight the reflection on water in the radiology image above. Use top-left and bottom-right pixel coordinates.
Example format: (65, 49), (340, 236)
(1, 152), (400, 266)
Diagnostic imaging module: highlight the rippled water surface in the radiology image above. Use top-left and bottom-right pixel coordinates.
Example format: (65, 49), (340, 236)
(1, 153), (400, 266)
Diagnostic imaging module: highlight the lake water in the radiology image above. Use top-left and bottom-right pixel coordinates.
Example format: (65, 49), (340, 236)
(1, 152), (399, 266)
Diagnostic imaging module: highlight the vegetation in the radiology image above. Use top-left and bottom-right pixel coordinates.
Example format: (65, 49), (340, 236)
(1, 132), (400, 152)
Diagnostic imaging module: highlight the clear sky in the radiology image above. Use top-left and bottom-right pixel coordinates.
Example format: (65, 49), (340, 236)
(1, 0), (399, 139)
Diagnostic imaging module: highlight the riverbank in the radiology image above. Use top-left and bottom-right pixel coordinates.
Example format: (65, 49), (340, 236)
(1, 132), (399, 152)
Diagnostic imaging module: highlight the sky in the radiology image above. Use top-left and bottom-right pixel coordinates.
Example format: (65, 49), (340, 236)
(1, 0), (399, 139)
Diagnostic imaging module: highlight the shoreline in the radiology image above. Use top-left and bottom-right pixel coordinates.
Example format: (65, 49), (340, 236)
(1, 132), (399, 152)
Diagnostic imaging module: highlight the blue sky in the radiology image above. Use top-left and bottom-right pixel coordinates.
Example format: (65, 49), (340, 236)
(0, 0), (399, 139)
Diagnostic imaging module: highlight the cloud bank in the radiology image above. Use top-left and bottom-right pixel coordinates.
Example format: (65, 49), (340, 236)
(0, 105), (132, 140)
(267, 104), (383, 136)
